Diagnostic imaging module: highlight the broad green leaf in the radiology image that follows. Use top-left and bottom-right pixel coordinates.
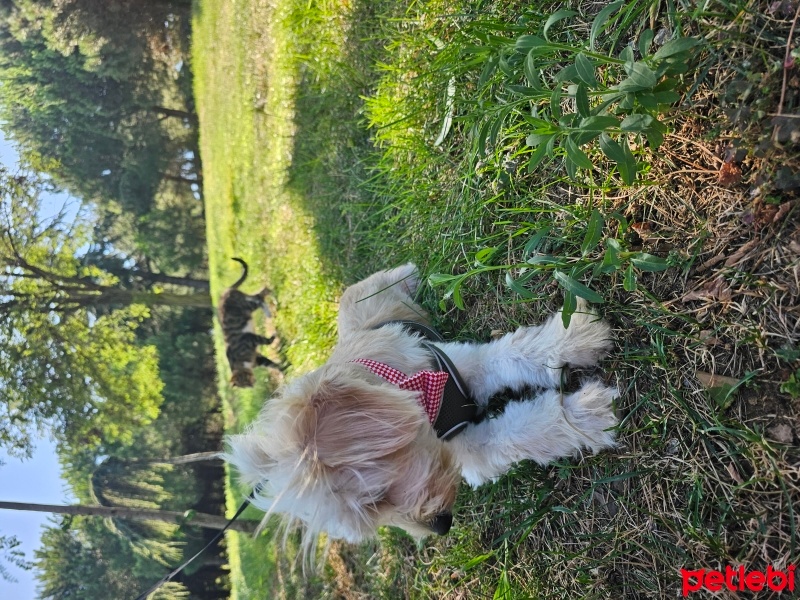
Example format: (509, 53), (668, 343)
(452, 282), (465, 310)
(645, 125), (665, 149)
(524, 51), (543, 88)
(575, 83), (591, 118)
(522, 115), (557, 131)
(565, 136), (593, 170)
(599, 134), (636, 184)
(526, 138), (551, 172)
(603, 237), (623, 270)
(652, 90), (681, 104)
(523, 226), (551, 256)
(630, 252), (670, 271)
(474, 246), (498, 266)
(620, 113), (655, 131)
(639, 29), (655, 57)
(618, 62), (658, 91)
(580, 115), (620, 131)
(505, 272), (536, 298)
(575, 53), (598, 86)
(428, 273), (462, 286)
(561, 290), (577, 328)
(550, 86), (563, 120)
(623, 262), (637, 291)
(475, 118), (492, 157)
(507, 85), (545, 97)
(478, 55), (499, 87)
(582, 208), (605, 256)
(653, 37), (702, 60)
(554, 270), (605, 303)
(544, 9), (578, 40)
(590, 0), (624, 50)
(598, 133), (626, 163)
(515, 35), (548, 51)
(619, 45), (635, 66)
(565, 153), (578, 179)
(555, 64), (579, 83)
(571, 129), (603, 145)
(526, 133), (550, 147)
(498, 56), (513, 77)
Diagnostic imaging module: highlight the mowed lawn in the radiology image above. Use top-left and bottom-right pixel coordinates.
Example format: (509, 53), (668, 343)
(192, 0), (799, 598)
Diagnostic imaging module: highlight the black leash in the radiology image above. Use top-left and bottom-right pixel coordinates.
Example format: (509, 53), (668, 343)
(132, 492), (256, 600)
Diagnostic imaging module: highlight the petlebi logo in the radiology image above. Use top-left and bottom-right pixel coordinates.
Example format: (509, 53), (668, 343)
(681, 565), (796, 596)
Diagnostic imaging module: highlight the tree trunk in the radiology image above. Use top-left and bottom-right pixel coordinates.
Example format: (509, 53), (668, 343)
(121, 451), (222, 465)
(130, 290), (212, 308)
(151, 106), (198, 124)
(87, 288), (212, 308)
(163, 173), (203, 186)
(132, 271), (210, 292)
(0, 501), (258, 534)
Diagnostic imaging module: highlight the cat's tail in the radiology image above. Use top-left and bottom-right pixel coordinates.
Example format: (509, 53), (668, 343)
(230, 257), (249, 288)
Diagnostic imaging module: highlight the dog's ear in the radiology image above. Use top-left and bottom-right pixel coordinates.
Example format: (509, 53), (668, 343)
(305, 379), (425, 469)
(224, 429), (276, 490)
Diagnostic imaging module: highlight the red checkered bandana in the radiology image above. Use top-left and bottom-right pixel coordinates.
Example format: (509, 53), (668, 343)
(352, 359), (448, 425)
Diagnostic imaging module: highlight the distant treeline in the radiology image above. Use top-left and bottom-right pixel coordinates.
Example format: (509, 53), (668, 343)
(0, 1), (228, 598)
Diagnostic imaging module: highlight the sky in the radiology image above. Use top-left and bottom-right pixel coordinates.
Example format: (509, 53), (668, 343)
(0, 442), (73, 600)
(1, 130), (77, 600)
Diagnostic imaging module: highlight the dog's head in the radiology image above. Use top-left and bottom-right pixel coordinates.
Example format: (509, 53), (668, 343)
(226, 362), (461, 544)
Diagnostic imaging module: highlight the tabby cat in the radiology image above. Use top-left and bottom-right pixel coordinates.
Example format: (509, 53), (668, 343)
(218, 257), (281, 388)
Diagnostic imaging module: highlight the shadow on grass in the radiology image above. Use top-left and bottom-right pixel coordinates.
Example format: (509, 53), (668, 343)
(280, 0), (418, 284)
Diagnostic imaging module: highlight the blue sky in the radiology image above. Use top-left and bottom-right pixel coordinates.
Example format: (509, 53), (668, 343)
(1, 130), (76, 599)
(0, 442), (72, 600)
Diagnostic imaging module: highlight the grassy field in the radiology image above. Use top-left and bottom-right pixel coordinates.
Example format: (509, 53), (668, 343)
(192, 0), (800, 598)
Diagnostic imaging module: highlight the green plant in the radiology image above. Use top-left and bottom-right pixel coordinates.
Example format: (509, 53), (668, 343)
(780, 369), (800, 399)
(464, 2), (702, 183)
(430, 208), (670, 325)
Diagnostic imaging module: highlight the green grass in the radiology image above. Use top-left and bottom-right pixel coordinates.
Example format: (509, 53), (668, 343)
(193, 0), (800, 597)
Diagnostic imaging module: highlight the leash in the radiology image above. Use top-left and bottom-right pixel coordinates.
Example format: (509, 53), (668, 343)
(132, 492), (257, 600)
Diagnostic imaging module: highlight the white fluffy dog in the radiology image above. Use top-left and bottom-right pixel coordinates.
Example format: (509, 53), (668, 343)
(226, 264), (618, 546)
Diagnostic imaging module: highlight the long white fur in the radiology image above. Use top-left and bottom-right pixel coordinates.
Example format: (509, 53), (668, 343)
(225, 263), (619, 548)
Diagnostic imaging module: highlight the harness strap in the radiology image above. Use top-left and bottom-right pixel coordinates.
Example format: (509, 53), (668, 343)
(132, 493), (256, 600)
(370, 320), (482, 440)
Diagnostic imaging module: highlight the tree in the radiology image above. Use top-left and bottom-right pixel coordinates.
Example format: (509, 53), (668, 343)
(0, 171), (211, 455)
(0, 534), (31, 582)
(0, 502), (257, 534)
(0, 0), (207, 274)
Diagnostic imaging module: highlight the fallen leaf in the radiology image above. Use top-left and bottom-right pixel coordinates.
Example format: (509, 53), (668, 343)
(718, 161), (742, 186)
(724, 238), (759, 267)
(681, 276), (733, 303)
(768, 423), (794, 444)
(726, 463), (744, 485)
(698, 330), (722, 346)
(696, 371), (740, 389)
(696, 370), (740, 409)
(772, 201), (792, 224)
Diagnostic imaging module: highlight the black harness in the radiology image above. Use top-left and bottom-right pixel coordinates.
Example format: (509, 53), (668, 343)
(374, 320), (482, 440)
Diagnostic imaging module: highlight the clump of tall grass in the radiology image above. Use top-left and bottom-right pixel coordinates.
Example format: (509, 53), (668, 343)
(365, 2), (700, 322)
